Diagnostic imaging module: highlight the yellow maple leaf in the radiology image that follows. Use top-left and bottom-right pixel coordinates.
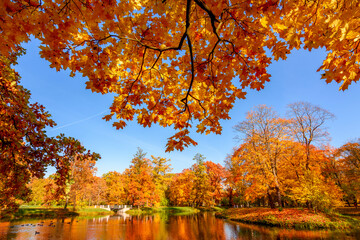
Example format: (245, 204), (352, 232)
(260, 16), (268, 28)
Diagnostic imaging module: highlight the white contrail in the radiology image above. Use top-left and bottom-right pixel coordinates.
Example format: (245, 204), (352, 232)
(51, 110), (108, 131)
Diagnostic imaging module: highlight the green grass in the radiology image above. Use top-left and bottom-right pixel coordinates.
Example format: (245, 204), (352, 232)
(336, 207), (360, 220)
(125, 206), (226, 215)
(126, 206), (200, 215)
(6, 206), (112, 220)
(74, 207), (112, 216)
(197, 206), (226, 212)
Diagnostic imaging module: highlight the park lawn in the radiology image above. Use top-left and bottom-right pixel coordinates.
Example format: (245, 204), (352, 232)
(76, 207), (112, 216)
(198, 206), (226, 212)
(126, 206), (200, 215)
(217, 207), (360, 230)
(9, 206), (112, 220)
(126, 206), (226, 215)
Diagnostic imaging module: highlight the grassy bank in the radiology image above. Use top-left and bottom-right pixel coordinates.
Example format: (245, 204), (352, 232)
(216, 207), (360, 230)
(336, 207), (360, 220)
(126, 206), (200, 215)
(126, 206), (225, 215)
(5, 206), (112, 220)
(197, 206), (225, 212)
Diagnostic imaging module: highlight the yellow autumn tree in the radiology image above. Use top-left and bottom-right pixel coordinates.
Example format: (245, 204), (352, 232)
(289, 169), (343, 213)
(103, 171), (126, 205)
(1, 0), (359, 150)
(151, 155), (173, 206)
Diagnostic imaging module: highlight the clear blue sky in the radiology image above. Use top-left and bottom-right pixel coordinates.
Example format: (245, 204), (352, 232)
(15, 39), (360, 176)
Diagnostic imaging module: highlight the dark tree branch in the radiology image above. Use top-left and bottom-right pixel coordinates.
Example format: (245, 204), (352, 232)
(180, 34), (195, 115)
(193, 0), (220, 39)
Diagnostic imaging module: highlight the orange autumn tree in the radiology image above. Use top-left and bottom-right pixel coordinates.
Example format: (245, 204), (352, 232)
(51, 135), (100, 209)
(333, 140), (360, 206)
(68, 153), (99, 209)
(168, 169), (194, 206)
(42, 175), (58, 206)
(204, 161), (226, 205)
(234, 105), (290, 208)
(228, 103), (344, 210)
(224, 151), (247, 206)
(277, 141), (308, 201)
(126, 148), (157, 207)
(229, 142), (274, 207)
(90, 176), (107, 205)
(0, 52), (58, 214)
(2, 0), (359, 151)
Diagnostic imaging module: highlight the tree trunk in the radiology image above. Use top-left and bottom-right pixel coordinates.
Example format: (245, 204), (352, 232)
(228, 188), (233, 206)
(306, 143), (311, 170)
(267, 190), (275, 209)
(272, 168), (282, 207)
(64, 197), (68, 210)
(72, 192), (77, 211)
(275, 186), (282, 207)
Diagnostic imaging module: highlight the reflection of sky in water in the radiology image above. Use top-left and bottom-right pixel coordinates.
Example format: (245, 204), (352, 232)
(224, 220), (360, 240)
(0, 213), (359, 240)
(224, 222), (241, 240)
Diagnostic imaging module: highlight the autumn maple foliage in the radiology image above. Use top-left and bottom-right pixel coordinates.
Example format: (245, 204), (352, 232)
(1, 0), (358, 151)
(0, 53), (100, 214)
(0, 52), (58, 213)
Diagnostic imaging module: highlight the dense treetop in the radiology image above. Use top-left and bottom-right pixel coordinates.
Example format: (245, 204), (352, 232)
(1, 0), (359, 150)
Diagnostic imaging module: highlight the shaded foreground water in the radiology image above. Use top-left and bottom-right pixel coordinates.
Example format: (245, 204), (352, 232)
(0, 212), (359, 240)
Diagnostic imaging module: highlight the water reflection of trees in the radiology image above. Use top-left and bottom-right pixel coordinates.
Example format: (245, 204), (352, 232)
(167, 213), (226, 240)
(1, 213), (358, 240)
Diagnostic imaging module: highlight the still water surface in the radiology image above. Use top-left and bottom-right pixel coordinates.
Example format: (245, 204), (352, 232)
(0, 212), (359, 240)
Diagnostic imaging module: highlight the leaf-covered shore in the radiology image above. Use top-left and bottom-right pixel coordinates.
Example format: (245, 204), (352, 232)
(216, 208), (360, 230)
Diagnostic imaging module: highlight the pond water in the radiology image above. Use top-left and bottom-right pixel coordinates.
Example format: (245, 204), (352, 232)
(0, 212), (359, 240)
